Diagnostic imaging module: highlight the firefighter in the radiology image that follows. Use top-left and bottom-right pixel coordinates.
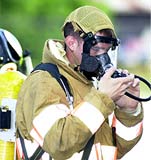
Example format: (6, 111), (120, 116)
(16, 6), (143, 160)
(0, 28), (26, 160)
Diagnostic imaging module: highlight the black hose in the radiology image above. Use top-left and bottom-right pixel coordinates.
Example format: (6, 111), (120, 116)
(125, 75), (151, 102)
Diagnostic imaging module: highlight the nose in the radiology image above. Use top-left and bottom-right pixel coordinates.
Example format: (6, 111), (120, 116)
(90, 44), (111, 56)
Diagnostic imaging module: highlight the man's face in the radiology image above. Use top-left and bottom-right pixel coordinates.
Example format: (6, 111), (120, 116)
(90, 32), (112, 56)
(70, 31), (113, 65)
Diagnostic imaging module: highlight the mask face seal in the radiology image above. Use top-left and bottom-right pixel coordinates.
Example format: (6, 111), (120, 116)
(80, 52), (104, 80)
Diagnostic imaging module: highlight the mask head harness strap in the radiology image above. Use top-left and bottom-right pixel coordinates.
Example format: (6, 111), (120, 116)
(82, 32), (119, 52)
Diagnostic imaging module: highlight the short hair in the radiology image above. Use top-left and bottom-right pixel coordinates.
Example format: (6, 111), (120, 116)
(99, 29), (115, 38)
(63, 22), (82, 38)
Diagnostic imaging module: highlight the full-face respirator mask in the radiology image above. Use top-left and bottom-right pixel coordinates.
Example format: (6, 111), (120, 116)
(80, 32), (151, 102)
(80, 32), (121, 80)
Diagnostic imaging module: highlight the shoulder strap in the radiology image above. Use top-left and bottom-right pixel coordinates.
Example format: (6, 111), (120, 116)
(18, 129), (46, 160)
(18, 130), (29, 160)
(32, 63), (61, 80)
(81, 134), (95, 160)
(32, 63), (73, 98)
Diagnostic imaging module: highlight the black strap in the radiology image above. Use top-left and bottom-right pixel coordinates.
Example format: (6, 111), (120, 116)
(32, 63), (72, 97)
(112, 127), (117, 147)
(18, 130), (29, 160)
(81, 134), (95, 160)
(18, 130), (50, 160)
(29, 146), (45, 160)
(32, 63), (61, 79)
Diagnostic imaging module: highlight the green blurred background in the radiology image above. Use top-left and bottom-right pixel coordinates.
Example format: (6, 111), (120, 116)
(1, 0), (113, 65)
(0, 0), (150, 96)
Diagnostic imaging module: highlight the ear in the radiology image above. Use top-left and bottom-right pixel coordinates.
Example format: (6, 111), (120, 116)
(65, 36), (78, 51)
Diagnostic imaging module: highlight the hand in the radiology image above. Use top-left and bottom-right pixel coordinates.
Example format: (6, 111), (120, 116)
(98, 67), (136, 102)
(115, 77), (140, 112)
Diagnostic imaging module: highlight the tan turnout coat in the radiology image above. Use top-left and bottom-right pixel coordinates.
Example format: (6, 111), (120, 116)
(16, 39), (143, 160)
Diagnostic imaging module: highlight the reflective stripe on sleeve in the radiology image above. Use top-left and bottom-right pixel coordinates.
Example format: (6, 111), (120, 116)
(72, 102), (105, 134)
(112, 115), (143, 141)
(30, 104), (70, 146)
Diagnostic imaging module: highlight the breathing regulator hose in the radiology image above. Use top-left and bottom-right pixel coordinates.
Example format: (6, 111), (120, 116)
(125, 74), (151, 102)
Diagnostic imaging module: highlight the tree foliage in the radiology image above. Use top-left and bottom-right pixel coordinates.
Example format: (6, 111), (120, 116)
(0, 0), (113, 65)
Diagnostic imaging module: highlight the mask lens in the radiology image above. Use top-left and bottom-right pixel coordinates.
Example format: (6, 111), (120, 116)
(107, 46), (119, 68)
